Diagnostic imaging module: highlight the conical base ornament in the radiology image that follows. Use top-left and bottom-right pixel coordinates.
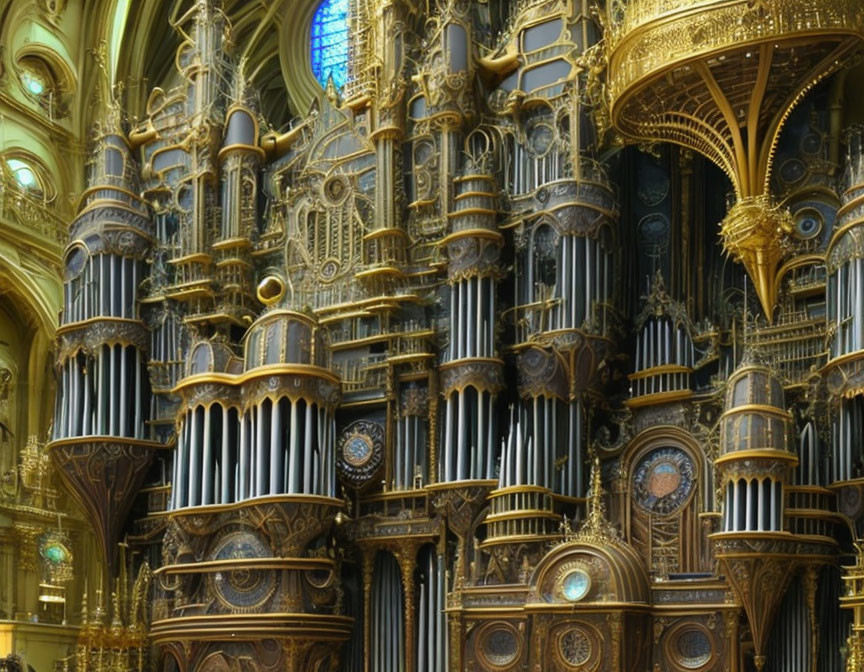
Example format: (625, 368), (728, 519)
(716, 552), (793, 671)
(48, 438), (159, 574)
(720, 197), (793, 322)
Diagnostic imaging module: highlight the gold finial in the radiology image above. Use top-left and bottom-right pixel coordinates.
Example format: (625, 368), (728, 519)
(81, 577), (89, 626)
(111, 578), (123, 629)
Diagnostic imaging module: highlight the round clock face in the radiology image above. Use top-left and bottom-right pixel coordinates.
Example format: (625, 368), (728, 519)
(633, 447), (695, 516)
(561, 569), (591, 602)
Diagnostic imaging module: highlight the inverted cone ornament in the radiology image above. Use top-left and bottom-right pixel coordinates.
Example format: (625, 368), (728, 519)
(604, 0), (864, 318)
(719, 196), (793, 322)
(48, 437), (159, 574)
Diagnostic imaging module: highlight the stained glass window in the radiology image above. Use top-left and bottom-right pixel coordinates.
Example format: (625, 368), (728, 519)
(310, 0), (349, 90)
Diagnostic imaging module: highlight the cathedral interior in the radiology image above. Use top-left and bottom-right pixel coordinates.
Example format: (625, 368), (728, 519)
(4, 0), (864, 670)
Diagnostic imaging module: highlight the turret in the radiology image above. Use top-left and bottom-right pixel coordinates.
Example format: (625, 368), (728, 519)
(717, 360), (794, 533)
(49, 111), (159, 576)
(712, 356), (834, 670)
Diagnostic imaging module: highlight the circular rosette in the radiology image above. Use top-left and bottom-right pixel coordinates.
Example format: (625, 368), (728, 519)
(208, 531), (275, 613)
(337, 420), (384, 488)
(553, 623), (602, 670)
(632, 447), (696, 516)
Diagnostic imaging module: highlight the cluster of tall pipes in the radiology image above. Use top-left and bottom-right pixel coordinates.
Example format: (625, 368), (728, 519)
(416, 548), (448, 672)
(828, 132), (864, 484)
(795, 422), (820, 486)
(446, 276), (496, 361)
(54, 345), (149, 440)
(440, 176), (502, 484)
(370, 552), (405, 672)
(831, 396), (864, 482)
(54, 133), (151, 444)
(61, 254), (141, 325)
(634, 316), (695, 371)
(169, 395), (337, 510)
(441, 386), (498, 482)
(393, 411), (428, 489)
(721, 478), (784, 532)
(498, 400), (568, 492)
(764, 579), (811, 672)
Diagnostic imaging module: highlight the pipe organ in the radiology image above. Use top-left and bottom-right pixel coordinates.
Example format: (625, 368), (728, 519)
(628, 273), (697, 405)
(38, 0), (864, 671)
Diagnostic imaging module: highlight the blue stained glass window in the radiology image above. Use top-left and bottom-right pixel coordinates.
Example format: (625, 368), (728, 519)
(311, 0), (349, 90)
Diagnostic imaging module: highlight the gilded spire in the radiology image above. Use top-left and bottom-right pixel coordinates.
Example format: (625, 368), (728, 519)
(575, 456), (619, 543)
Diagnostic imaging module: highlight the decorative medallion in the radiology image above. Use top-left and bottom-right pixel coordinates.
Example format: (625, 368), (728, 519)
(208, 531), (275, 612)
(671, 627), (712, 669)
(319, 257), (341, 281)
(477, 623), (520, 670)
(39, 531), (73, 583)
(552, 622), (601, 671)
(337, 419), (384, 487)
(559, 627), (591, 666)
(322, 174), (350, 205)
(632, 446), (695, 516)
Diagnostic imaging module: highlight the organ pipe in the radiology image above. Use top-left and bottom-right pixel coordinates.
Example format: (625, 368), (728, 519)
(169, 393), (337, 509)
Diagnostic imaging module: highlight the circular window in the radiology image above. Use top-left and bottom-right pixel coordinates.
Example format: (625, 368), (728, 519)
(478, 624), (520, 669)
(793, 208), (823, 240)
(257, 275), (285, 304)
(632, 447), (695, 516)
(561, 569), (591, 602)
(672, 628), (712, 670)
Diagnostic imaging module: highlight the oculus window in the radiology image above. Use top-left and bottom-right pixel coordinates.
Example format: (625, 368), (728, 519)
(310, 0), (349, 90)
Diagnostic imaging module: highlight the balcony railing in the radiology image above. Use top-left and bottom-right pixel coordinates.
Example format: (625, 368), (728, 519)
(0, 179), (66, 247)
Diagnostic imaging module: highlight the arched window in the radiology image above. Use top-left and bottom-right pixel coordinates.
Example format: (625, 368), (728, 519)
(310, 0), (349, 90)
(16, 56), (61, 115)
